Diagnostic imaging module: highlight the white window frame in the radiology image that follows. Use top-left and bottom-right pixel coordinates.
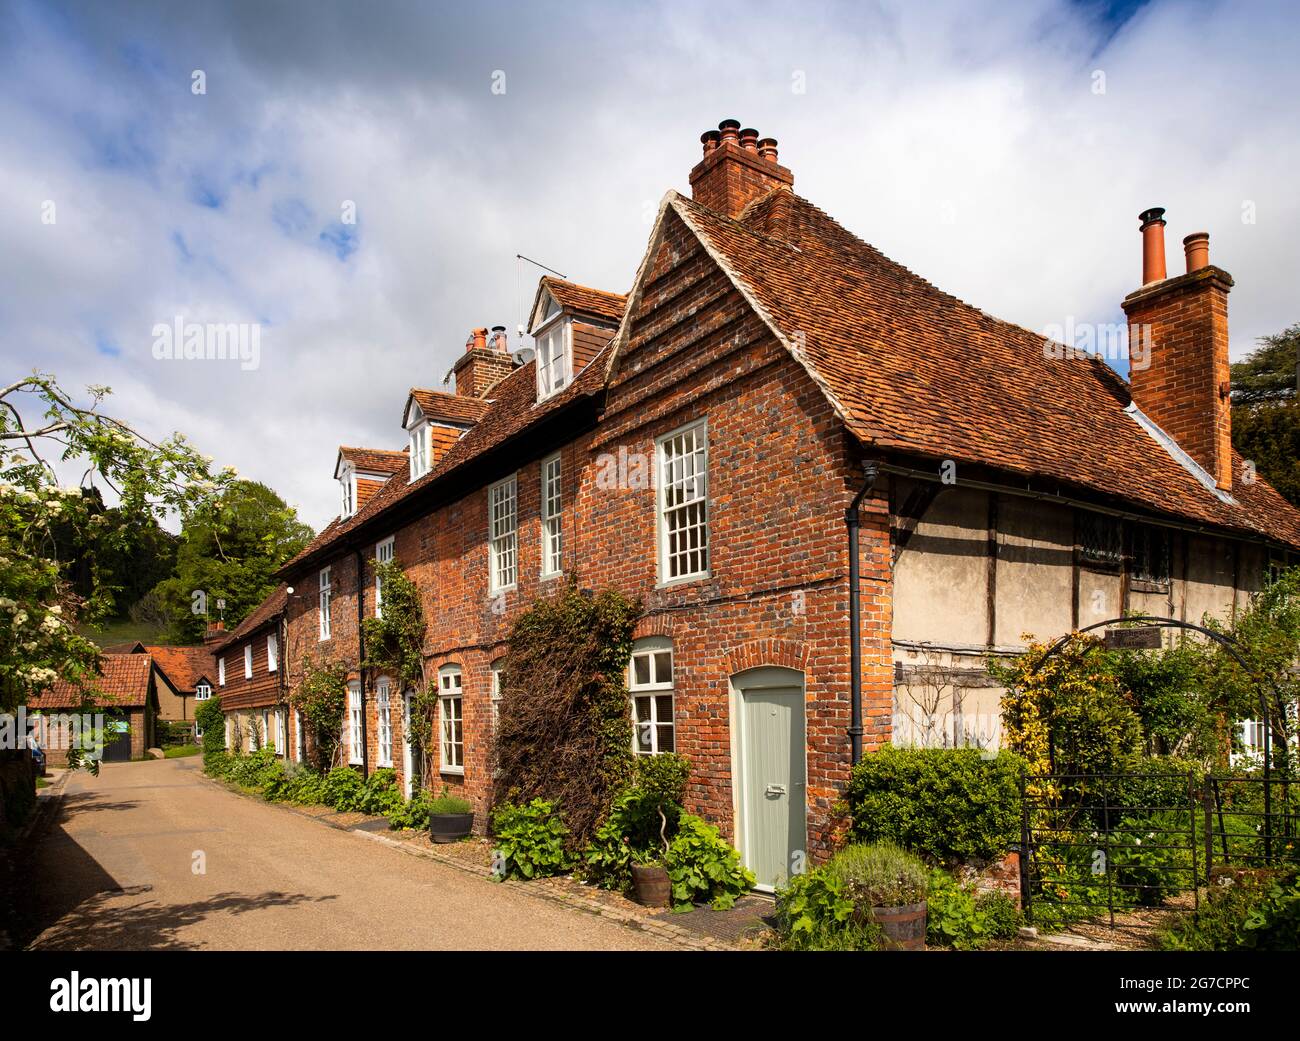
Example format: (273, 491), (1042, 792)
(196, 682), (211, 701)
(347, 682), (363, 765)
(376, 677), (393, 768)
(629, 637), (675, 756)
(319, 566), (332, 640)
(276, 706), (288, 755)
(409, 422), (429, 481)
(340, 463), (356, 518)
(534, 316), (571, 401)
(375, 536), (395, 617)
(294, 709), (306, 763)
(244, 643), (253, 680)
(218, 657), (226, 687)
(267, 633), (278, 672)
(488, 475), (518, 593)
(540, 452), (563, 578)
(438, 664), (464, 774)
(657, 420), (710, 584)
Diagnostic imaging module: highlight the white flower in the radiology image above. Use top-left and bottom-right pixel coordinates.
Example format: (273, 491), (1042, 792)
(12, 610), (28, 626)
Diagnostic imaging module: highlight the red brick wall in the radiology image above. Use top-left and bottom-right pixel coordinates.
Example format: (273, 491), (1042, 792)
(282, 209), (893, 863)
(215, 626), (282, 712)
(1122, 267), (1234, 490)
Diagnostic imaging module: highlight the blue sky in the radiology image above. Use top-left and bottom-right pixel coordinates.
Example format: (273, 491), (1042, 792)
(2, 0), (1298, 528)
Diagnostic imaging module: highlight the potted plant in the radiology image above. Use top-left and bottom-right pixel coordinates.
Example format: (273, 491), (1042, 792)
(427, 784), (474, 843)
(630, 805), (672, 908)
(827, 842), (930, 950)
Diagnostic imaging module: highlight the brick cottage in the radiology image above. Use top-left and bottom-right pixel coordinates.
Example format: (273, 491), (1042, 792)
(216, 119), (1300, 890)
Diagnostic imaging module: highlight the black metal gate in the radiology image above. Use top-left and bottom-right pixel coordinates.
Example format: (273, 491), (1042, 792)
(1020, 769), (1299, 931)
(101, 715), (132, 762)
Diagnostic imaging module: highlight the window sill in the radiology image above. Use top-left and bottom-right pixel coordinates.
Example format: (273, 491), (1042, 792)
(439, 766), (465, 777)
(656, 572), (710, 590)
(489, 585), (516, 597)
(348, 759), (364, 767)
(539, 571), (562, 582)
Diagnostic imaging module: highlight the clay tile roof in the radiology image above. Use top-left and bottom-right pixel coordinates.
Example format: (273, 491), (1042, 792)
(143, 644), (216, 692)
(339, 446), (408, 475)
(282, 355), (605, 575)
(655, 189), (1300, 548)
(31, 653), (153, 709)
(408, 388), (493, 427)
(540, 276), (627, 324)
(211, 585), (289, 654)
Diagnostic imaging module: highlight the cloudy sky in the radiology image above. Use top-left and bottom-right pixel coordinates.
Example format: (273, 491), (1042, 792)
(3, 0), (1298, 530)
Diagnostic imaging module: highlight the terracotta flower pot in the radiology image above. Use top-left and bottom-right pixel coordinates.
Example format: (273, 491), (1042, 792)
(631, 864), (672, 907)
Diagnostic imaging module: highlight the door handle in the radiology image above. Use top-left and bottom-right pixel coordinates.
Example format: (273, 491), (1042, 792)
(765, 783), (787, 797)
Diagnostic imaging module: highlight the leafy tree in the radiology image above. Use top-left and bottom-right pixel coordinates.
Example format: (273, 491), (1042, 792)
(1234, 402), (1300, 506)
(0, 373), (229, 735)
(1231, 323), (1298, 405)
(1231, 323), (1300, 505)
(149, 479), (311, 642)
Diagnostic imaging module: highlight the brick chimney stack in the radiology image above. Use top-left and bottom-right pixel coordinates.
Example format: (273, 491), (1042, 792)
(1121, 209), (1235, 491)
(203, 620), (225, 647)
(689, 118), (793, 219)
(453, 325), (515, 398)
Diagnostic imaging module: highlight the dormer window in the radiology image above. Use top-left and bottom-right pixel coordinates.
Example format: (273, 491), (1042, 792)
(534, 310), (571, 401)
(339, 463), (356, 518)
(409, 421), (430, 481)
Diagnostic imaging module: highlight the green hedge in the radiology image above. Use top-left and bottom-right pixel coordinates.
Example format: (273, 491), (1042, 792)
(845, 746), (1023, 866)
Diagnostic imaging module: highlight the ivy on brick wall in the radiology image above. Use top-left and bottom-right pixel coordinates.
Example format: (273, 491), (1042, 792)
(290, 654), (348, 769)
(494, 581), (641, 844)
(361, 558), (436, 782)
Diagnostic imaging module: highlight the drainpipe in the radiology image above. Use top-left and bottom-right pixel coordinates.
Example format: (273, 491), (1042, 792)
(846, 461), (881, 766)
(355, 548), (369, 776)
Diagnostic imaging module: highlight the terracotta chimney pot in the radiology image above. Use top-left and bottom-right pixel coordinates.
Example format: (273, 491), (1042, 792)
(1183, 232), (1210, 273)
(690, 118), (794, 218)
(1139, 207), (1168, 285)
(471, 327), (488, 351)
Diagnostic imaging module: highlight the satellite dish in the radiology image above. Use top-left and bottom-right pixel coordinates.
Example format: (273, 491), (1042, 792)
(512, 346), (536, 365)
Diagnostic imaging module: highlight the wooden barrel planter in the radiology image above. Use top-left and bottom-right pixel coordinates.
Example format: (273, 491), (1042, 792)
(429, 812), (474, 844)
(867, 902), (927, 950)
(631, 864), (672, 907)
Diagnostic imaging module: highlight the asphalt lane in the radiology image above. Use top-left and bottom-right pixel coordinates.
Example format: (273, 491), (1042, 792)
(13, 757), (674, 951)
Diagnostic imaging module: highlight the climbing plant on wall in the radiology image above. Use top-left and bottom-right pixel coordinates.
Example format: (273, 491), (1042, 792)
(494, 581), (641, 844)
(290, 654), (349, 769)
(361, 558), (434, 783)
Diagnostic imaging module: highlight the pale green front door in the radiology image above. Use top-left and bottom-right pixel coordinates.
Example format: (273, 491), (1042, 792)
(735, 670), (806, 891)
